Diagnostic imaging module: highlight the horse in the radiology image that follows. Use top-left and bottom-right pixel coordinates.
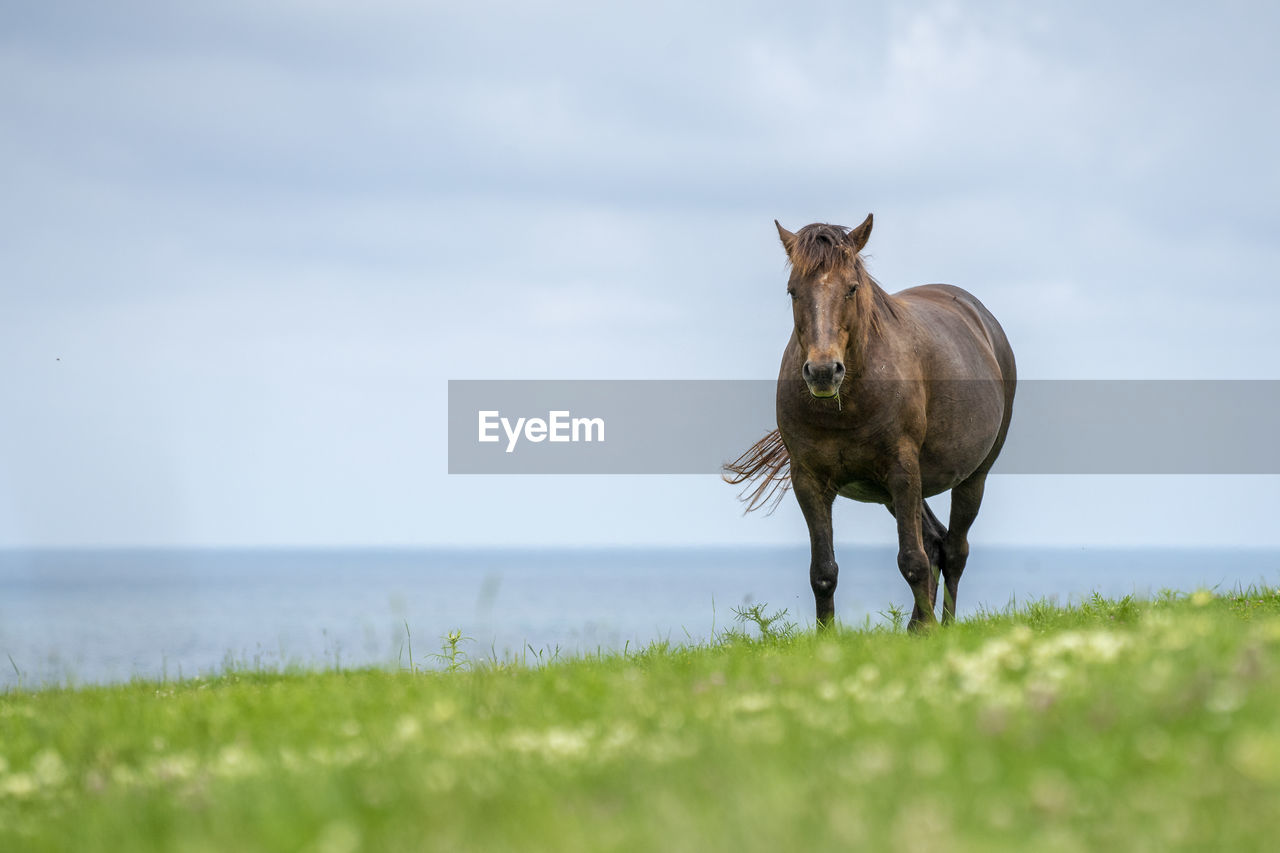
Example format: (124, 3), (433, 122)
(724, 214), (1016, 631)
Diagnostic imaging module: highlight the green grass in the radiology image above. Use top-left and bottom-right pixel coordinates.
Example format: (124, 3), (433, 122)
(6, 588), (1280, 851)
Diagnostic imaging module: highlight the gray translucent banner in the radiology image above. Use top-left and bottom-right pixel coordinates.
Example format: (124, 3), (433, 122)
(448, 380), (1280, 474)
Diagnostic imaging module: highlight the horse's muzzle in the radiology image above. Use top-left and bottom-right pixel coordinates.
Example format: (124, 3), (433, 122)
(802, 360), (845, 397)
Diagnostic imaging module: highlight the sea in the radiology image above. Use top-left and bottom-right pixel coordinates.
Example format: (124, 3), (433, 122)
(2, 546), (1278, 689)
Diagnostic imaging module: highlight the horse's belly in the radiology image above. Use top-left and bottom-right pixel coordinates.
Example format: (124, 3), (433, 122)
(837, 480), (892, 504)
(919, 468), (973, 498)
(917, 389), (1005, 489)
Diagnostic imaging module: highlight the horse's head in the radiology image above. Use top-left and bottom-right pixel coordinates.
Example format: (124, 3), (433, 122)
(775, 214), (874, 398)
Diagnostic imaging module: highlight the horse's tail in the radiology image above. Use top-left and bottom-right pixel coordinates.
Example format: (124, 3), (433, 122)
(722, 429), (792, 514)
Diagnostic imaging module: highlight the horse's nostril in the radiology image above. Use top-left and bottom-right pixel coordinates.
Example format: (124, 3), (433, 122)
(834, 362), (845, 377)
(802, 361), (813, 378)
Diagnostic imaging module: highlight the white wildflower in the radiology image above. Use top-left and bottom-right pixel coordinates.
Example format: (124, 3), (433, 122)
(730, 693), (774, 713)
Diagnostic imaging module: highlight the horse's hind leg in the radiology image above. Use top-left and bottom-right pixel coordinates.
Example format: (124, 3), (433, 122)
(921, 500), (947, 615)
(941, 472), (988, 623)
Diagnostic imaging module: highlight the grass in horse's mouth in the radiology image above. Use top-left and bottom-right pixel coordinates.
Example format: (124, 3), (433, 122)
(810, 389), (843, 410)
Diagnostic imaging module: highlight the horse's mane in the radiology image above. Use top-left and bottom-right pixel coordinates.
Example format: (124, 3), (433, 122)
(787, 223), (856, 278)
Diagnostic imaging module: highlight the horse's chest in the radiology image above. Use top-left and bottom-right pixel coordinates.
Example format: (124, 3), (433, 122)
(786, 429), (897, 503)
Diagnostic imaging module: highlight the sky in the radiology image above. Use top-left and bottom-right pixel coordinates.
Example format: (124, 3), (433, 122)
(2, 0), (1278, 548)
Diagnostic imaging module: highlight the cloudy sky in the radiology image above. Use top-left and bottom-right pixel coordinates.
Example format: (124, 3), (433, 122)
(2, 1), (1278, 548)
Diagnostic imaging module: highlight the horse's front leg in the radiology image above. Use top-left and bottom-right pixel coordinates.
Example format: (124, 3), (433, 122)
(887, 451), (939, 633)
(792, 468), (839, 628)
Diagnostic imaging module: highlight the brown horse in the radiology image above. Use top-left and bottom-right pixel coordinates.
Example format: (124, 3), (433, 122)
(725, 215), (1016, 631)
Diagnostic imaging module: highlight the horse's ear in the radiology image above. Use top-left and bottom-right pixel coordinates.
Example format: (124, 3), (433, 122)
(845, 213), (873, 253)
(775, 220), (797, 257)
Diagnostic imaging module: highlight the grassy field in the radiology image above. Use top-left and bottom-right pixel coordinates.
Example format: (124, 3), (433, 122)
(4, 589), (1280, 852)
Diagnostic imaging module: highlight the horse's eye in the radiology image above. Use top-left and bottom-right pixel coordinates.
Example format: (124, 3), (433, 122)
(787, 288), (797, 301)
(846, 285), (858, 299)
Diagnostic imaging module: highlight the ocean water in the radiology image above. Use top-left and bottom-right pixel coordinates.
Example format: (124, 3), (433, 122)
(2, 546), (1278, 689)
